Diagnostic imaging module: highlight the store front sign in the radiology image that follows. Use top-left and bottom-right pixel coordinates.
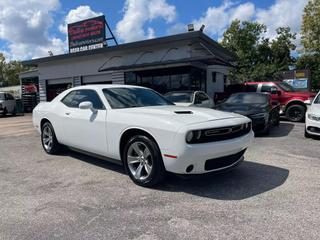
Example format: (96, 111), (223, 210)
(68, 16), (106, 53)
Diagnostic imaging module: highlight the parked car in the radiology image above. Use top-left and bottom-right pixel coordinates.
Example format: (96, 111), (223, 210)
(215, 93), (280, 135)
(164, 91), (214, 108)
(33, 85), (253, 187)
(305, 91), (320, 138)
(245, 82), (316, 122)
(0, 92), (16, 116)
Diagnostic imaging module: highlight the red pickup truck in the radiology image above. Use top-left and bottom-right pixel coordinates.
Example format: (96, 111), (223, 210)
(245, 82), (316, 122)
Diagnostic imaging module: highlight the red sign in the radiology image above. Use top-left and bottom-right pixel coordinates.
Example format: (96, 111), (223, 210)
(68, 16), (106, 53)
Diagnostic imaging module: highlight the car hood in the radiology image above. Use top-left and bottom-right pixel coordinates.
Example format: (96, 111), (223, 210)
(216, 103), (267, 116)
(118, 105), (244, 125)
(173, 102), (192, 107)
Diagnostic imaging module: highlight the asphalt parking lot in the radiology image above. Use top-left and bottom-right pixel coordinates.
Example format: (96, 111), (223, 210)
(0, 115), (319, 240)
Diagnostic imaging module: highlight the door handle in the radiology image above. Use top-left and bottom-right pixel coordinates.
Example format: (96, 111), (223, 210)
(65, 112), (71, 115)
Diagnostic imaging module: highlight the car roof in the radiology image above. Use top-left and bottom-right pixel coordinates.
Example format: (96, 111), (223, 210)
(69, 84), (148, 91)
(165, 91), (198, 94)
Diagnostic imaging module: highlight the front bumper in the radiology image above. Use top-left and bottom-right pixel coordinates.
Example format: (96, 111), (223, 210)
(250, 117), (268, 132)
(162, 130), (254, 174)
(306, 117), (320, 136)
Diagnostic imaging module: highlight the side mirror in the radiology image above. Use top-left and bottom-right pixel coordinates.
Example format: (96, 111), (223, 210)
(79, 101), (97, 113)
(270, 87), (278, 95)
(277, 90), (282, 96)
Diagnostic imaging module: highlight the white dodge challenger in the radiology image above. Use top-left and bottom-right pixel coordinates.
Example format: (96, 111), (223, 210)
(33, 85), (254, 187)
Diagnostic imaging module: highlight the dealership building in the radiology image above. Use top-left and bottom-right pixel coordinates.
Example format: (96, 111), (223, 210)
(21, 30), (235, 107)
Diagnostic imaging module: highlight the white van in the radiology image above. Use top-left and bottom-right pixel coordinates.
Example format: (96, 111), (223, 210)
(0, 92), (16, 116)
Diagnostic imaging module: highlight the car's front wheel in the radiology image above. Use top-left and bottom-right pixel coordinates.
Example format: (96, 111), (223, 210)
(123, 135), (166, 187)
(41, 122), (61, 154)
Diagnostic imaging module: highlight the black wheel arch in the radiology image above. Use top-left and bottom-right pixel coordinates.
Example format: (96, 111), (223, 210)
(119, 128), (160, 166)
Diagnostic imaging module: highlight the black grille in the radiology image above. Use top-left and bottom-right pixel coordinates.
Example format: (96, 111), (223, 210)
(204, 149), (246, 171)
(190, 122), (251, 144)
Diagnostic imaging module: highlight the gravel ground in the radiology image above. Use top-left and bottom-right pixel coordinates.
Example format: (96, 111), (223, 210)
(0, 115), (319, 240)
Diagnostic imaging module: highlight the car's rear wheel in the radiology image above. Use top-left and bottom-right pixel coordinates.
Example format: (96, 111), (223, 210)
(41, 122), (61, 154)
(286, 105), (305, 122)
(12, 107), (16, 116)
(123, 135), (166, 187)
(2, 107), (7, 116)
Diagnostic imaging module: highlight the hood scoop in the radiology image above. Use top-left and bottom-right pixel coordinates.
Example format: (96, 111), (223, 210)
(174, 110), (193, 114)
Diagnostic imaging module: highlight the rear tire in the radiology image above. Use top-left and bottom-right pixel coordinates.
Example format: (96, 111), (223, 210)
(286, 105), (305, 122)
(123, 135), (166, 187)
(12, 107), (16, 116)
(41, 122), (61, 154)
(2, 108), (7, 116)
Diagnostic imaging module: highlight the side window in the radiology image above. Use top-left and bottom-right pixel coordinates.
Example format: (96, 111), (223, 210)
(61, 90), (104, 109)
(245, 84), (258, 92)
(261, 84), (273, 93)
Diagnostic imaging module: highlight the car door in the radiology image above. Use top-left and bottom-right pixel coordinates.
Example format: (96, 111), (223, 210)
(60, 89), (108, 156)
(260, 84), (280, 104)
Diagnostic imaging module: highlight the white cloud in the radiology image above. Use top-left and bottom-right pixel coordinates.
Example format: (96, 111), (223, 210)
(193, 1), (255, 36)
(0, 0), (63, 60)
(256, 0), (308, 41)
(167, 23), (186, 35)
(59, 5), (103, 34)
(116, 0), (176, 43)
(192, 0), (307, 42)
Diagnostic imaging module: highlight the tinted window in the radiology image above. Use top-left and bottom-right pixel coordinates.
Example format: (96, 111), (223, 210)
(61, 90), (104, 109)
(103, 87), (174, 109)
(226, 93), (268, 104)
(261, 85), (273, 93)
(245, 84), (258, 92)
(0, 93), (4, 100)
(165, 92), (193, 103)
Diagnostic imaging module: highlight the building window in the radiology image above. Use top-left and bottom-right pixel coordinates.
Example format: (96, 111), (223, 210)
(212, 72), (217, 83)
(124, 66), (206, 94)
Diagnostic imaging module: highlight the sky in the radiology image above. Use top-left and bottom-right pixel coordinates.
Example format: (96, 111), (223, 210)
(0, 0), (308, 61)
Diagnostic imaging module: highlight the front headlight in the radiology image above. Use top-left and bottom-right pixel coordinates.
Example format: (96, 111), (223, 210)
(308, 114), (320, 121)
(250, 112), (268, 118)
(186, 130), (202, 143)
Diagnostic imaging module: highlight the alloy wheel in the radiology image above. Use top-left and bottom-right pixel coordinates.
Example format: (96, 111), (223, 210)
(127, 141), (153, 181)
(42, 126), (53, 151)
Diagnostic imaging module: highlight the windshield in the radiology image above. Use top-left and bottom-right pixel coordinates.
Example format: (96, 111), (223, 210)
(277, 82), (295, 92)
(226, 93), (268, 104)
(0, 93), (4, 100)
(103, 87), (174, 109)
(164, 92), (193, 103)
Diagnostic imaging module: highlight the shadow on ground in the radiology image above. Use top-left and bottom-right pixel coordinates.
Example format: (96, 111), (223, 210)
(61, 147), (289, 200)
(157, 161), (289, 200)
(256, 122), (295, 138)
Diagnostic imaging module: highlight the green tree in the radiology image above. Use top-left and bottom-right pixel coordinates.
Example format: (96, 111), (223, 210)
(298, 0), (320, 90)
(0, 52), (29, 87)
(301, 0), (320, 53)
(221, 20), (296, 82)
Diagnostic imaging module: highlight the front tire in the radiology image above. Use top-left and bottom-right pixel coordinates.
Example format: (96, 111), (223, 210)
(41, 122), (61, 154)
(123, 135), (166, 187)
(286, 105), (305, 122)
